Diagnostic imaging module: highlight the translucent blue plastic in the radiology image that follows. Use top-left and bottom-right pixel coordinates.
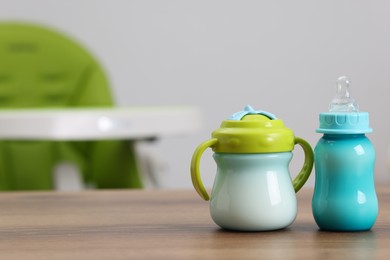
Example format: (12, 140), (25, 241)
(312, 134), (378, 231)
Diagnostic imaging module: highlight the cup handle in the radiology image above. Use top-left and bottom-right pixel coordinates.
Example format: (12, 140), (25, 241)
(292, 137), (314, 193)
(190, 138), (218, 201)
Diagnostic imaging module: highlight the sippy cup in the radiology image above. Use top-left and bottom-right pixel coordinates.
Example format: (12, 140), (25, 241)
(312, 76), (378, 231)
(191, 106), (314, 231)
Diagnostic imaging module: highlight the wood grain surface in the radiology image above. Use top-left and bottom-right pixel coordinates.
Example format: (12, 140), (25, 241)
(0, 187), (389, 259)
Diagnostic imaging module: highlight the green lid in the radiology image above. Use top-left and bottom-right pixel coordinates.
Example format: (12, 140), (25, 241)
(211, 106), (295, 153)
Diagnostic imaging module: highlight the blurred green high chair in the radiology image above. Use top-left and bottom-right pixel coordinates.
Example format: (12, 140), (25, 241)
(0, 22), (143, 190)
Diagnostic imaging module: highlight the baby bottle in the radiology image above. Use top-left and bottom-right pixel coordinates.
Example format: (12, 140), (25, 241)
(191, 106), (314, 231)
(312, 76), (378, 231)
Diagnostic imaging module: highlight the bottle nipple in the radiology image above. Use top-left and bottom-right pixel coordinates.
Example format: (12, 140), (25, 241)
(328, 76), (359, 112)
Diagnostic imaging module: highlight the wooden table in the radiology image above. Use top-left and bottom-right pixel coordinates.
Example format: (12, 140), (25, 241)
(0, 187), (389, 259)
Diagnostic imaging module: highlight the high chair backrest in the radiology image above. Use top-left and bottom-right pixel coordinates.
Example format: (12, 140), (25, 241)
(0, 22), (142, 190)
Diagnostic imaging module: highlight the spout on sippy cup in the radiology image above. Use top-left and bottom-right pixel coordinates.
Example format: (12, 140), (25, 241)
(328, 76), (359, 112)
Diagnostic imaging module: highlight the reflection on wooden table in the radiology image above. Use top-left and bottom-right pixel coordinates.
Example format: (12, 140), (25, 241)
(0, 186), (389, 259)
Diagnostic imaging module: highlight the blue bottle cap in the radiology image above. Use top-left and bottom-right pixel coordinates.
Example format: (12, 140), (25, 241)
(317, 112), (372, 134)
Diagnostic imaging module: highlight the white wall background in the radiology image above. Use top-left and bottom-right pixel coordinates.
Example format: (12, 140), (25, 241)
(1, 0), (390, 189)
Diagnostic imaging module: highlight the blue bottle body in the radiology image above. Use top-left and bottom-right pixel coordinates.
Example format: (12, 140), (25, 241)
(312, 134), (378, 231)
